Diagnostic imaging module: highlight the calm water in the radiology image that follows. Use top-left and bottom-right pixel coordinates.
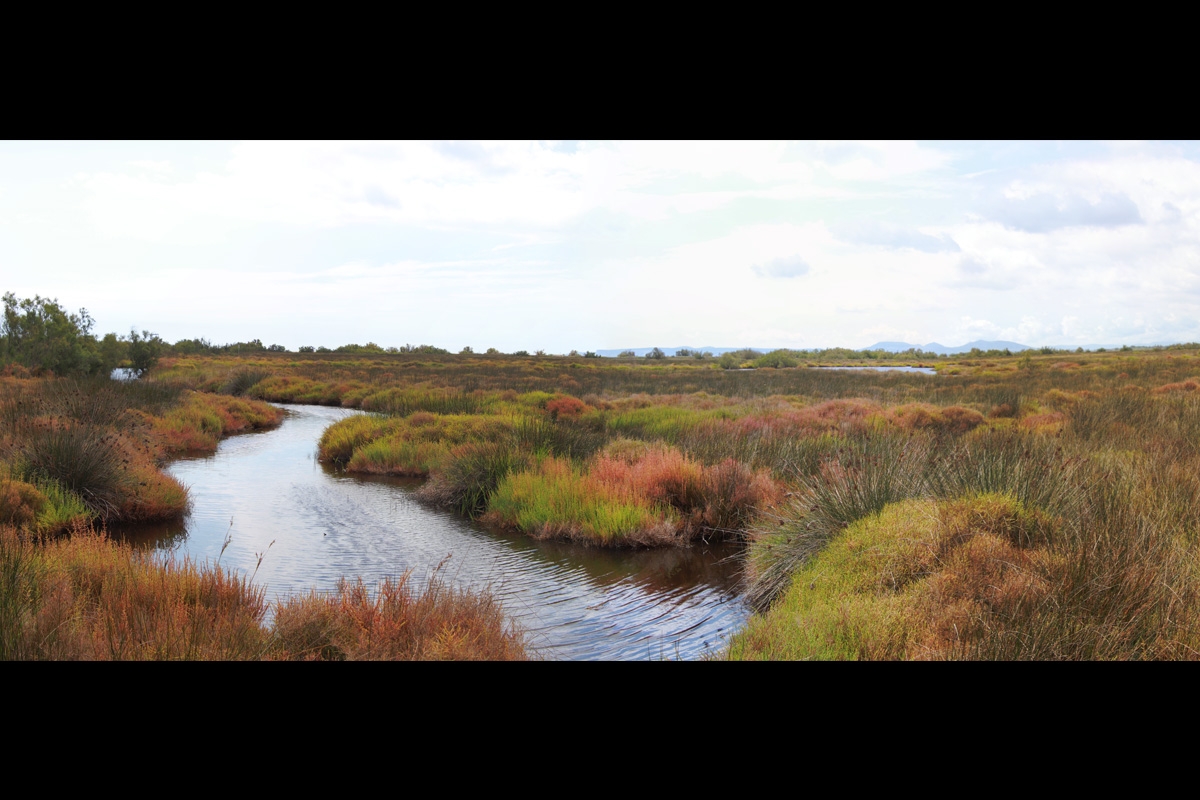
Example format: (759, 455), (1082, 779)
(115, 404), (749, 660)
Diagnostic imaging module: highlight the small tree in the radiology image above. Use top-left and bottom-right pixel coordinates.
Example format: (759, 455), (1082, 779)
(460, 346), (474, 355)
(127, 329), (163, 377)
(618, 350), (636, 358)
(645, 347), (665, 359)
(98, 332), (127, 374)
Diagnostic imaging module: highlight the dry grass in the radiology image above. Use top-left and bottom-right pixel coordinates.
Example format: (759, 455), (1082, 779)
(1, 527), (529, 660)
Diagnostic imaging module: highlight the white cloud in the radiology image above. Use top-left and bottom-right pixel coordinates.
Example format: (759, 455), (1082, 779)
(753, 255), (810, 278)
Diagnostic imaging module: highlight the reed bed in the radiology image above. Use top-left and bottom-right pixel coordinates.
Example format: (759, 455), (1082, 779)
(0, 527), (527, 660)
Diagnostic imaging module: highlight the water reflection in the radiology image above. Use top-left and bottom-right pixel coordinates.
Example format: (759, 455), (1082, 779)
(113, 404), (749, 660)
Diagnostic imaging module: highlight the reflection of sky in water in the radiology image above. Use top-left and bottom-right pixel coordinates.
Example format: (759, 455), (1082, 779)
(115, 404), (749, 660)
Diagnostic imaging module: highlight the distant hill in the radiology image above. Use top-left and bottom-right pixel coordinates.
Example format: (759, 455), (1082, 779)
(862, 340), (1033, 355)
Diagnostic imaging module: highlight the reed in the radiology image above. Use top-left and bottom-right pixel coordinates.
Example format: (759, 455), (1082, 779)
(0, 526), (529, 660)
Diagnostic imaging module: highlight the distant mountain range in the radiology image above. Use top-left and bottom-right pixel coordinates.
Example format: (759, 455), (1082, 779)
(862, 340), (1034, 355)
(592, 340), (1186, 357)
(594, 342), (1035, 357)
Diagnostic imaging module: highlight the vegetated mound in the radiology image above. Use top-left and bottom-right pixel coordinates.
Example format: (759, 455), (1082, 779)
(729, 495), (1064, 660)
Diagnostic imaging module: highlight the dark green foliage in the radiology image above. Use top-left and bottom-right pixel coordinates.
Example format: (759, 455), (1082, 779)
(127, 329), (164, 377)
(337, 342), (384, 353)
(171, 338), (214, 355)
(1, 293), (103, 376)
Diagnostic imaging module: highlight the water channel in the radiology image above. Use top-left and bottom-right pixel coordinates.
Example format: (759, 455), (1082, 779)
(115, 403), (749, 660)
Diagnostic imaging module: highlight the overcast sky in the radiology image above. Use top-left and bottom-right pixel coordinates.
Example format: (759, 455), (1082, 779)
(3, 140), (1199, 352)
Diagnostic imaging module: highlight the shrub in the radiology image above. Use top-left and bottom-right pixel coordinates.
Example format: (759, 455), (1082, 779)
(127, 329), (164, 377)
(19, 423), (127, 519)
(416, 440), (530, 518)
(221, 368), (271, 397)
(1, 293), (103, 376)
(0, 478), (46, 528)
(545, 395), (589, 420)
(753, 350), (799, 369)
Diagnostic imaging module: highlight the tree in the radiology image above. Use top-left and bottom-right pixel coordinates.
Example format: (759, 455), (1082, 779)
(618, 350), (636, 358)
(98, 332), (127, 374)
(1, 292), (102, 375)
(645, 347), (665, 359)
(127, 329), (164, 377)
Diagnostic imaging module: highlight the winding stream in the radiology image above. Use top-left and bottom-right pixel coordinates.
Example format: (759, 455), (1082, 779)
(116, 404), (750, 660)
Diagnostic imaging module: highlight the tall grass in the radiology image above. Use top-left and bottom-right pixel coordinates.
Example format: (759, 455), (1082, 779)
(0, 526), (529, 660)
(270, 570), (527, 660)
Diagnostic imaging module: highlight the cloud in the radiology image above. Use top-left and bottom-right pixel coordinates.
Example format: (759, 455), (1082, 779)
(986, 189), (1143, 232)
(752, 255), (810, 278)
(811, 141), (953, 181)
(833, 220), (960, 253)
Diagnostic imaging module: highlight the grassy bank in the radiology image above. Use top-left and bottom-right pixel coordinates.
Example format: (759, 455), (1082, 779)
(1, 376), (283, 530)
(0, 527), (527, 660)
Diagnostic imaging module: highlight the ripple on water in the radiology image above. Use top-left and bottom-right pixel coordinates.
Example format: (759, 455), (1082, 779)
(113, 403), (749, 660)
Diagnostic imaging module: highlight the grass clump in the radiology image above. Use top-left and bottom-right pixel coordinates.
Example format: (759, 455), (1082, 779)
(270, 570), (527, 661)
(486, 457), (677, 546)
(0, 526), (529, 660)
(728, 495), (1065, 660)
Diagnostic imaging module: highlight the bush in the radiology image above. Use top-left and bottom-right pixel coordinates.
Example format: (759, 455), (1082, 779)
(19, 424), (127, 519)
(1, 293), (102, 376)
(127, 329), (164, 377)
(753, 350), (799, 369)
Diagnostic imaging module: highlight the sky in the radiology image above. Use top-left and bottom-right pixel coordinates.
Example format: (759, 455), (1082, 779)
(3, 139), (1200, 353)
